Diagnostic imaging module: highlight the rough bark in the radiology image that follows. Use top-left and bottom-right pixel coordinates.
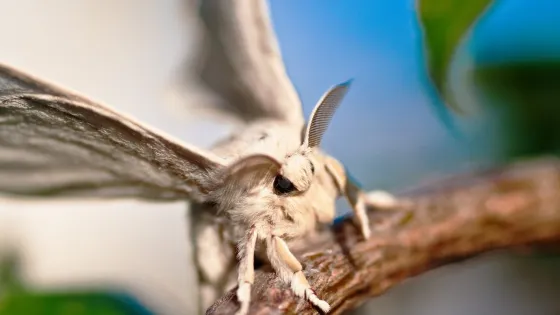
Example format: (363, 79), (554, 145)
(207, 156), (560, 315)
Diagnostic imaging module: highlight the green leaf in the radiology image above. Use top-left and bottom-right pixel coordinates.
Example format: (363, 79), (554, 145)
(473, 59), (560, 159)
(417, 0), (493, 111)
(0, 291), (155, 315)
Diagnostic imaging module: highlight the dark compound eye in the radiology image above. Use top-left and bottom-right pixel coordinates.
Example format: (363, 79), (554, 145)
(273, 174), (296, 194)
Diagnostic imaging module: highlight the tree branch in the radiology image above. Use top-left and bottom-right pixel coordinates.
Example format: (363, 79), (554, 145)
(207, 156), (560, 315)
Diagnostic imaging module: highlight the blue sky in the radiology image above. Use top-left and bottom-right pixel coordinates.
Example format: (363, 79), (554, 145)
(269, 0), (428, 120)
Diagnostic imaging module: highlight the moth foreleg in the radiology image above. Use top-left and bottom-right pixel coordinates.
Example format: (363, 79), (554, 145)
(235, 227), (258, 315)
(346, 183), (400, 239)
(344, 181), (373, 239)
(267, 235), (330, 313)
(324, 155), (398, 240)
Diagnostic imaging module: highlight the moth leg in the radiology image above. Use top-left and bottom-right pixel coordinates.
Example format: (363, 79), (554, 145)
(267, 235), (330, 313)
(324, 156), (371, 239)
(324, 155), (398, 240)
(344, 180), (373, 239)
(235, 226), (258, 315)
(346, 182), (401, 239)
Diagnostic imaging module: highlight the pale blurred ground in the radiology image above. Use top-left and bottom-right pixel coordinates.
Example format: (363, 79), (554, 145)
(0, 1), (559, 315)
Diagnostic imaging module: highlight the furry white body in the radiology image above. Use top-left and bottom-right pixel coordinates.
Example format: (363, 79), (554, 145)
(191, 119), (342, 312)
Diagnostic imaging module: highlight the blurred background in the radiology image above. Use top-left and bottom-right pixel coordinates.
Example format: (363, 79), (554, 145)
(0, 0), (559, 314)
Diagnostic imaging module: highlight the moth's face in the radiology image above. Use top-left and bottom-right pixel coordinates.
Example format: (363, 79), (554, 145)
(274, 152), (315, 195)
(216, 149), (342, 238)
(268, 150), (339, 232)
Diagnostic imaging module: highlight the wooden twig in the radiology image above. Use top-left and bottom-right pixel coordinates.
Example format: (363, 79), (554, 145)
(207, 156), (560, 314)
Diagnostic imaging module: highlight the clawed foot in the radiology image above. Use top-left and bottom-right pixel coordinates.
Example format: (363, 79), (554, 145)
(291, 271), (330, 313)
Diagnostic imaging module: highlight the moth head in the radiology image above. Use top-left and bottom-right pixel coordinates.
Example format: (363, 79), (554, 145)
(273, 79), (353, 195)
(274, 151), (315, 194)
(215, 80), (352, 199)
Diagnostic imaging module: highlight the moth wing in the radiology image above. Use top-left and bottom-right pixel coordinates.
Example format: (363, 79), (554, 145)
(175, 0), (304, 125)
(304, 80), (352, 148)
(0, 63), (224, 202)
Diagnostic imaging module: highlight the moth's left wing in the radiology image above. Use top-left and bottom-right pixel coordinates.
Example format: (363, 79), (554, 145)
(0, 63), (224, 201)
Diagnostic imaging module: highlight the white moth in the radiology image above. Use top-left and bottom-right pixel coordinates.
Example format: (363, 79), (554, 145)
(0, 1), (397, 314)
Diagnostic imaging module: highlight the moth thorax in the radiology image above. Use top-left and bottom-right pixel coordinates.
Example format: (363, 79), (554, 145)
(280, 154), (314, 192)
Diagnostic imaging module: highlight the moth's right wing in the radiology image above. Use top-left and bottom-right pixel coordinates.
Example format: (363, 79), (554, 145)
(0, 63), (225, 202)
(177, 0), (304, 125)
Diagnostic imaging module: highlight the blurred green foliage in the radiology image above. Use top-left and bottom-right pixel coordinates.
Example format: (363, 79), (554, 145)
(0, 292), (155, 315)
(417, 0), (492, 111)
(418, 0), (560, 161)
(474, 60), (560, 159)
(0, 254), (155, 315)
